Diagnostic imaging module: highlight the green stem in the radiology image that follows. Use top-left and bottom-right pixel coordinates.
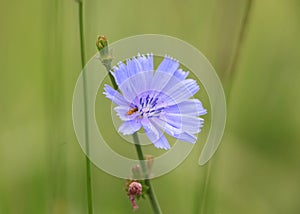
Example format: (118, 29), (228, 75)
(199, 161), (212, 214)
(77, 1), (94, 214)
(132, 133), (162, 214)
(224, 0), (254, 97)
(100, 46), (162, 214)
(198, 1), (254, 213)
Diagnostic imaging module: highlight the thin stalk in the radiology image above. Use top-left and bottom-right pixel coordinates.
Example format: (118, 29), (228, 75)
(100, 47), (162, 214)
(43, 0), (66, 212)
(199, 161), (212, 214)
(132, 133), (162, 214)
(224, 0), (254, 97)
(76, 1), (94, 214)
(197, 1), (254, 213)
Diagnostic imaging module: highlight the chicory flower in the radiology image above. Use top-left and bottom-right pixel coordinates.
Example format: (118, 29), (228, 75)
(104, 54), (207, 149)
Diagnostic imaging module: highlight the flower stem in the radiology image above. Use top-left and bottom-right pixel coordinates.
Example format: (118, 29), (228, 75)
(132, 133), (162, 214)
(99, 40), (162, 214)
(224, 0), (254, 97)
(199, 161), (212, 214)
(198, 1), (254, 213)
(76, 1), (94, 214)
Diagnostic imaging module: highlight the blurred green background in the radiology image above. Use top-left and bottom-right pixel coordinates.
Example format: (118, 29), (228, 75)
(1, 0), (300, 213)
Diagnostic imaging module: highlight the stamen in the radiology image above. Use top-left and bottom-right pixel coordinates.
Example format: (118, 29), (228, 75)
(134, 94), (164, 119)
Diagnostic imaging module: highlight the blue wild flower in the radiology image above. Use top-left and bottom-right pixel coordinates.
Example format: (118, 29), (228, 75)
(104, 54), (207, 149)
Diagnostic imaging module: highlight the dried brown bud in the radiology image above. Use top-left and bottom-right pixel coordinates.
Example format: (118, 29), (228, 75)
(126, 180), (143, 211)
(128, 181), (142, 196)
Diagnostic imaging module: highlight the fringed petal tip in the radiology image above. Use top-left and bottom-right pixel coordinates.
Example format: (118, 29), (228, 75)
(174, 132), (197, 144)
(164, 54), (179, 63)
(110, 53), (154, 87)
(153, 142), (171, 150)
(137, 52), (153, 58)
(174, 69), (189, 80)
(152, 134), (171, 149)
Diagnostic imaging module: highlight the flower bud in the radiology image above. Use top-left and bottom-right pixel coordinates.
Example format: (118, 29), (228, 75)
(96, 35), (113, 69)
(126, 180), (143, 211)
(128, 181), (142, 196)
(96, 35), (108, 51)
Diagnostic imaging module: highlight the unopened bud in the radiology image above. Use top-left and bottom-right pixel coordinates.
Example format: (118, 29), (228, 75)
(96, 35), (113, 69)
(96, 35), (108, 51)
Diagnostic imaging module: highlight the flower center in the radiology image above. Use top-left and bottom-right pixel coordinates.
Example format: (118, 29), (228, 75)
(137, 94), (163, 118)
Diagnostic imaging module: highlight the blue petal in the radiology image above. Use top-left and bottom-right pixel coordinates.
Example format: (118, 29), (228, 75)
(118, 120), (142, 135)
(110, 62), (128, 86)
(103, 84), (128, 106)
(173, 132), (197, 144)
(111, 54), (153, 86)
(156, 55), (179, 73)
(173, 69), (189, 80)
(126, 55), (154, 95)
(165, 99), (207, 116)
(126, 58), (141, 77)
(111, 55), (154, 102)
(152, 133), (171, 150)
(157, 79), (200, 107)
(159, 70), (190, 93)
(137, 53), (154, 71)
(141, 118), (170, 149)
(141, 118), (160, 141)
(118, 71), (153, 102)
(130, 71), (153, 95)
(117, 79), (137, 103)
(151, 117), (197, 144)
(159, 113), (204, 134)
(150, 117), (183, 136)
(150, 56), (180, 91)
